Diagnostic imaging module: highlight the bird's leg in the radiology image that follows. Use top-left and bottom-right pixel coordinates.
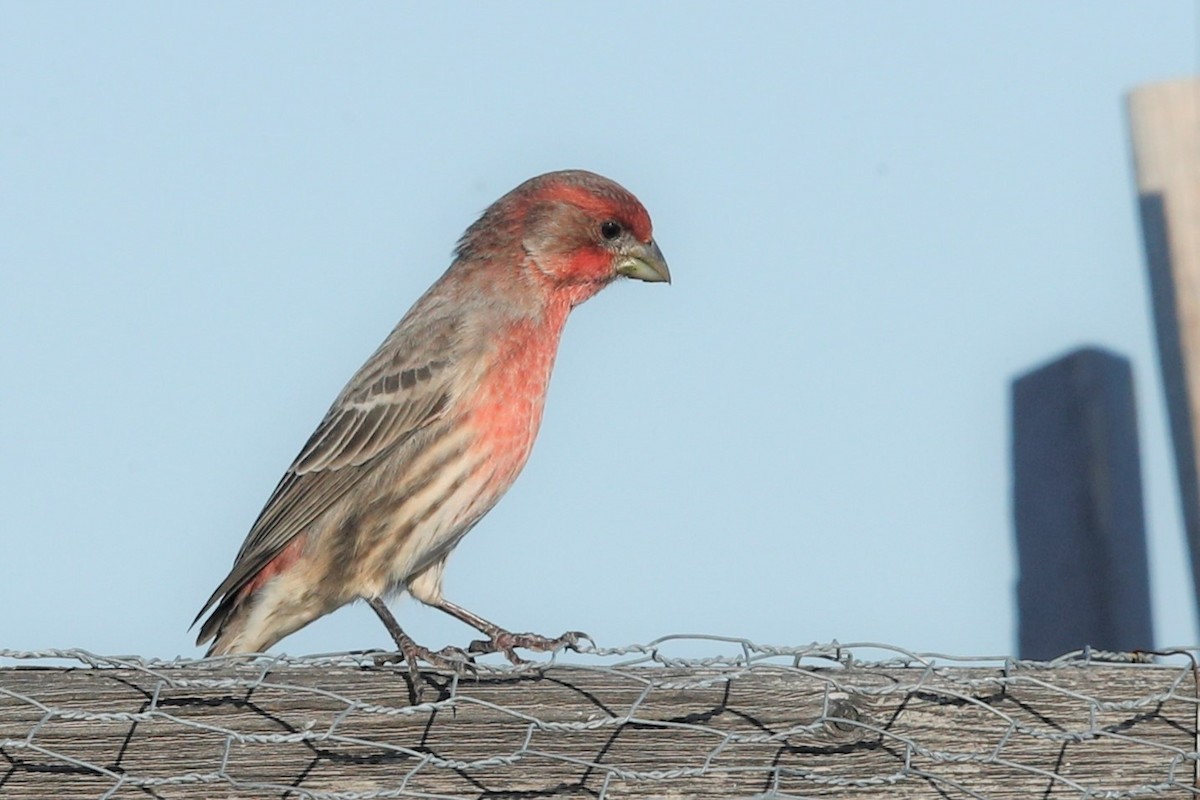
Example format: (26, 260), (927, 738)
(429, 598), (588, 664)
(367, 597), (473, 687)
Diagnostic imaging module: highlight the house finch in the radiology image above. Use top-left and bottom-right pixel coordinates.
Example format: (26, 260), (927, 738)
(194, 170), (669, 672)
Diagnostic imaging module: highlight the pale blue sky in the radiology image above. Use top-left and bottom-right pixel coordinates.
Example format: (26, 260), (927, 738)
(2, 3), (1198, 660)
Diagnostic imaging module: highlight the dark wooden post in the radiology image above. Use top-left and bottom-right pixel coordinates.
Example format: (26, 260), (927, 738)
(1012, 347), (1154, 659)
(1128, 78), (1200, 624)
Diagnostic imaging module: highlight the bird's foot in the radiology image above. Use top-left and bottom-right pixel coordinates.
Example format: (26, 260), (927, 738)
(374, 643), (476, 674)
(467, 629), (589, 664)
(367, 596), (474, 702)
(374, 641), (476, 704)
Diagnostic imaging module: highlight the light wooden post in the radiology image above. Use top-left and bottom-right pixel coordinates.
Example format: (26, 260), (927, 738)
(1012, 348), (1154, 659)
(1128, 78), (1200, 620)
(0, 653), (1197, 798)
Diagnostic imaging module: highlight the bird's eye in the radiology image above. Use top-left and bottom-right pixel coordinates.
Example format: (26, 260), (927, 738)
(600, 220), (622, 241)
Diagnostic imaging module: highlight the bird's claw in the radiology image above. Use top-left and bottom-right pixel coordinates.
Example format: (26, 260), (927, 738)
(467, 630), (589, 664)
(373, 644), (477, 675)
(430, 645), (478, 674)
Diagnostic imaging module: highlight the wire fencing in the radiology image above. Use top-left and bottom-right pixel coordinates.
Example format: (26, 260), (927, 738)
(2, 636), (1198, 798)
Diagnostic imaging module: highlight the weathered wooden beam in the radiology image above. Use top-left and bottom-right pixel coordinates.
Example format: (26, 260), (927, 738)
(1011, 347), (1154, 659)
(1, 647), (1197, 798)
(1129, 77), (1200, 621)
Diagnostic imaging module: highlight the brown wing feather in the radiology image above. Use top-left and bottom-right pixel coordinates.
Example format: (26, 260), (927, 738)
(194, 313), (460, 642)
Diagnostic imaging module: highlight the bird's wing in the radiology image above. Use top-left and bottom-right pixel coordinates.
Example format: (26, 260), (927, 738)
(194, 318), (460, 631)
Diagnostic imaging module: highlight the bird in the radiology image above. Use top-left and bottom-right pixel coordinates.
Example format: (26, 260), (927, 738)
(193, 169), (669, 675)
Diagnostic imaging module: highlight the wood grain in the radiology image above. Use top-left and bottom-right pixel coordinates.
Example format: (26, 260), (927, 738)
(1, 656), (1197, 798)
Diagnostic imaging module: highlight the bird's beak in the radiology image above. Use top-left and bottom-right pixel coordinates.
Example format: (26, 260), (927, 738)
(616, 239), (671, 284)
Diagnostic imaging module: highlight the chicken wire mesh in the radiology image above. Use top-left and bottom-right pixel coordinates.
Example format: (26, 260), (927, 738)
(1, 635), (1198, 799)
